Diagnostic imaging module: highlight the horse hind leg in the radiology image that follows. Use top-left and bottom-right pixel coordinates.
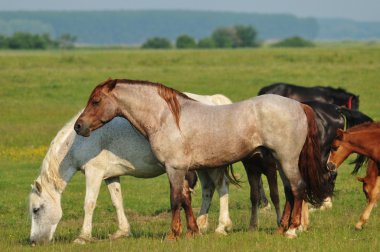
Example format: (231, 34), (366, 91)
(264, 157), (281, 227)
(105, 177), (131, 240)
(182, 178), (200, 238)
(210, 168), (233, 235)
(196, 169), (215, 233)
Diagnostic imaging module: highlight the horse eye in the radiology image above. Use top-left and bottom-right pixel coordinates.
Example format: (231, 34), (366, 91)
(32, 207), (40, 214)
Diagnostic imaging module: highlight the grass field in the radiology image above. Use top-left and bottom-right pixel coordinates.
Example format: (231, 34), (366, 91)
(0, 46), (379, 251)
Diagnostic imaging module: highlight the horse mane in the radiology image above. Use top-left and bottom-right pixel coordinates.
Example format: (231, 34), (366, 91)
(39, 113), (80, 192)
(104, 78), (194, 128)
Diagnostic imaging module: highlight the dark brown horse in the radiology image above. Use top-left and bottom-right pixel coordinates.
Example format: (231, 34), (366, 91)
(327, 122), (380, 229)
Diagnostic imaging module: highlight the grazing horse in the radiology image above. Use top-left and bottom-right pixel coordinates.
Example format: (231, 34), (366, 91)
(258, 82), (359, 110)
(327, 122), (380, 229)
(253, 102), (372, 227)
(29, 93), (234, 245)
(74, 78), (333, 239)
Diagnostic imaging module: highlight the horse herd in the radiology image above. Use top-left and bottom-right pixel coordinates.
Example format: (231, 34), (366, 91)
(28, 81), (379, 245)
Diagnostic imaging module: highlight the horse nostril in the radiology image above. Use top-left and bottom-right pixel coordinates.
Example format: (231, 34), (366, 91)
(74, 123), (81, 132)
(30, 240), (36, 247)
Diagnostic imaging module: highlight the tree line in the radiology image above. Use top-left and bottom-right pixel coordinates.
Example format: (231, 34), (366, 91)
(0, 32), (76, 49)
(142, 25), (314, 49)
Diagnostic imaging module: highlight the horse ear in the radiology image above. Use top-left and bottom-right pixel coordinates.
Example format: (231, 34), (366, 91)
(106, 78), (117, 91)
(34, 180), (42, 193)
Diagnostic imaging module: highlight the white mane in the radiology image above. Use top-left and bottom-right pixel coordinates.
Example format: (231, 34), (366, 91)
(39, 111), (82, 192)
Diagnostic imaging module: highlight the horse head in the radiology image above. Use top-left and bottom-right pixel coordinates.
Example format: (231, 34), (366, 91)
(75, 78), (120, 137)
(29, 180), (62, 246)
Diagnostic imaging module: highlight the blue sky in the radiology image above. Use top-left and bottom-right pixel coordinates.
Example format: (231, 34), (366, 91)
(1, 0), (379, 22)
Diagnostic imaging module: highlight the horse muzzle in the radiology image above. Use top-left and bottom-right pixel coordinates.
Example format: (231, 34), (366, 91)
(326, 162), (337, 172)
(74, 120), (91, 137)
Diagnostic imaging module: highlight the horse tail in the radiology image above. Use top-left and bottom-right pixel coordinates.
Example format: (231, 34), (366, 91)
(299, 104), (333, 207)
(338, 107), (373, 174)
(224, 164), (242, 188)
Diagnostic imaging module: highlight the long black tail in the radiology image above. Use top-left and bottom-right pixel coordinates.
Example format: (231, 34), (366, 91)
(225, 164), (242, 188)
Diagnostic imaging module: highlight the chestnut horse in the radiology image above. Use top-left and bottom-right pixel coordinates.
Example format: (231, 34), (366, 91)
(327, 122), (380, 229)
(74, 78), (333, 239)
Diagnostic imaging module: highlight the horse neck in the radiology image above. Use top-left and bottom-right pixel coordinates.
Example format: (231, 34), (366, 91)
(39, 118), (79, 194)
(343, 131), (380, 158)
(113, 84), (186, 136)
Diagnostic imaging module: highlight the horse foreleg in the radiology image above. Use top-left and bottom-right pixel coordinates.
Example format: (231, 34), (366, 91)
(243, 159), (261, 230)
(258, 177), (270, 208)
(105, 177), (131, 240)
(74, 167), (104, 244)
(300, 200), (309, 232)
(196, 169), (214, 233)
(182, 179), (200, 238)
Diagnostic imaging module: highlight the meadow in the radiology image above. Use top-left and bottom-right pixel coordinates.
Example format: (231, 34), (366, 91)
(0, 45), (379, 251)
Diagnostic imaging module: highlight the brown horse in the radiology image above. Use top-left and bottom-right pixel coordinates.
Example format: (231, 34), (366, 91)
(327, 122), (380, 229)
(75, 78), (332, 239)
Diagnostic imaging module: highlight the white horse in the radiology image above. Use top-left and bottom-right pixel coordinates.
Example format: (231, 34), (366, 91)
(29, 93), (233, 245)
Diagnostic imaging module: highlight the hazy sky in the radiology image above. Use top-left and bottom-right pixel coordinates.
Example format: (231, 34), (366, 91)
(1, 0), (379, 22)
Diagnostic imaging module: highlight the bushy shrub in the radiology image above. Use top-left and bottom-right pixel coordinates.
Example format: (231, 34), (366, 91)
(271, 36), (315, 47)
(141, 37), (172, 49)
(197, 37), (216, 48)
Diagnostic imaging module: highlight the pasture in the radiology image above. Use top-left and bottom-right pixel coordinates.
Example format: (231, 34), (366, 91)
(0, 45), (379, 251)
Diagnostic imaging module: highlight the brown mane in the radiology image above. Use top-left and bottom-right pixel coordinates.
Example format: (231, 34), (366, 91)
(347, 122), (380, 132)
(101, 78), (194, 128)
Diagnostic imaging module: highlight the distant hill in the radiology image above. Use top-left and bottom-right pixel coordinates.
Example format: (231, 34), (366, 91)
(0, 10), (379, 45)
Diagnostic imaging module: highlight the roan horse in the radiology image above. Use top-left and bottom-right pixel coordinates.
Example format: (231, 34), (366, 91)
(29, 93), (234, 245)
(74, 78), (333, 239)
(258, 82), (359, 110)
(252, 102), (372, 227)
(327, 122), (380, 229)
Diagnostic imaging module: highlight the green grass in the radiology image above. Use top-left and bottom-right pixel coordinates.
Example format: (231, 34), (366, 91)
(0, 46), (379, 251)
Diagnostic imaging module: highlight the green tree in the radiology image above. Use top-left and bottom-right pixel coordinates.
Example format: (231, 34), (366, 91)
(235, 25), (259, 47)
(211, 27), (237, 48)
(141, 37), (172, 49)
(271, 36), (315, 48)
(176, 34), (196, 49)
(197, 37), (216, 48)
(0, 35), (8, 48)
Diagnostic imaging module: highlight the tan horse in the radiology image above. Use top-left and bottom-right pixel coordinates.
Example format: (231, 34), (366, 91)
(75, 78), (333, 239)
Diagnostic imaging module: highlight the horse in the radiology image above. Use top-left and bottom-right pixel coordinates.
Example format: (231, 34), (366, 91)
(327, 122), (380, 229)
(28, 92), (234, 245)
(252, 102), (373, 228)
(258, 82), (359, 110)
(74, 78), (333, 239)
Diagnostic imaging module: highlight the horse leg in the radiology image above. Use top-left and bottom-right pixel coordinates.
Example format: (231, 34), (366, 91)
(265, 160), (281, 227)
(166, 167), (199, 240)
(276, 185), (293, 235)
(105, 177), (131, 240)
(258, 177), (270, 209)
(285, 189), (304, 239)
(300, 200), (309, 232)
(243, 159), (261, 230)
(210, 168), (232, 235)
(196, 169), (214, 233)
(355, 199), (378, 230)
(74, 167), (104, 244)
(182, 177), (200, 238)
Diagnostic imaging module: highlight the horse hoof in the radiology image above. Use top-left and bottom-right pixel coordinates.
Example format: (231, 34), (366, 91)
(73, 236), (96, 244)
(109, 229), (131, 240)
(285, 229), (297, 239)
(166, 232), (179, 241)
(248, 225), (258, 231)
(185, 230), (200, 239)
(355, 224), (363, 230)
(275, 227), (285, 235)
(261, 203), (272, 211)
(215, 228), (228, 236)
(196, 215), (209, 233)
